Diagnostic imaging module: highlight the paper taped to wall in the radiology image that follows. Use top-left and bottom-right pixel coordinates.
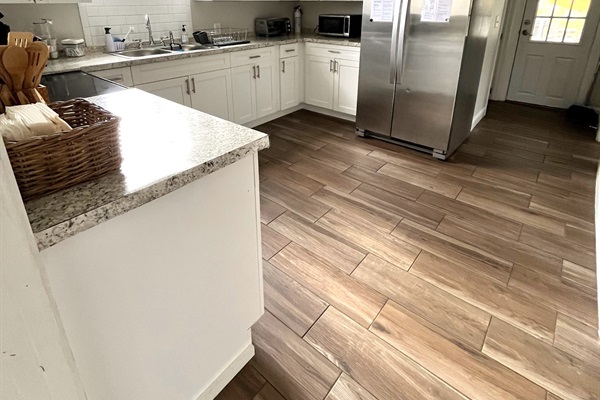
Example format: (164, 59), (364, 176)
(422, 0), (453, 22)
(371, 0), (394, 22)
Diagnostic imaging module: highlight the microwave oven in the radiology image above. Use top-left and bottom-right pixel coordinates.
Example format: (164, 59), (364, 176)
(255, 18), (291, 37)
(318, 14), (362, 38)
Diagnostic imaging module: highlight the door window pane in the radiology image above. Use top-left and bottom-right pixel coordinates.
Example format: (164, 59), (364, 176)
(532, 17), (552, 41)
(552, 0), (573, 17)
(530, 0), (590, 43)
(547, 17), (568, 41)
(536, 0), (556, 16)
(570, 0), (591, 17)
(564, 18), (586, 42)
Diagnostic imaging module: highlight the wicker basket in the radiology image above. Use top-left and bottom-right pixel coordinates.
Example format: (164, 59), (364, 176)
(3, 98), (121, 200)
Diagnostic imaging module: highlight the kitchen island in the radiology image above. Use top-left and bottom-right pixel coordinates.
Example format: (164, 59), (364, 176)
(23, 88), (269, 400)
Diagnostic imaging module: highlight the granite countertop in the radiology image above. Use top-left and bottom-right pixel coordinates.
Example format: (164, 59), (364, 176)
(26, 88), (269, 250)
(44, 34), (361, 75)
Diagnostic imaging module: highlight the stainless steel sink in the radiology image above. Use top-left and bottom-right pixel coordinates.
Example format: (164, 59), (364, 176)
(163, 44), (214, 52)
(113, 48), (172, 58)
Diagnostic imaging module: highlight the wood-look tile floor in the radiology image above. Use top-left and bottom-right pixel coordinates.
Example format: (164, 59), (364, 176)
(217, 102), (600, 400)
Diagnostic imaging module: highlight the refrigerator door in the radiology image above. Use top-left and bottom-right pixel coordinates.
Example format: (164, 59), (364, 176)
(355, 0), (399, 136)
(391, 0), (472, 152)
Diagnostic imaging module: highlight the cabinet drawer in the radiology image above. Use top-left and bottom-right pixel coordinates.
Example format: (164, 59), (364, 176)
(131, 53), (230, 85)
(231, 47), (276, 67)
(305, 43), (360, 61)
(279, 43), (299, 58)
(91, 67), (133, 87)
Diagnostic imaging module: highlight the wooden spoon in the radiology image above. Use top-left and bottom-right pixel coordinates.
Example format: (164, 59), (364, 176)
(0, 46), (11, 87)
(24, 42), (49, 89)
(3, 46), (30, 104)
(8, 31), (34, 48)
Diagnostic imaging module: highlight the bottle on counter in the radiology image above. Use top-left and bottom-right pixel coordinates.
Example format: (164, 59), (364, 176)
(181, 25), (189, 44)
(104, 27), (115, 52)
(294, 6), (302, 35)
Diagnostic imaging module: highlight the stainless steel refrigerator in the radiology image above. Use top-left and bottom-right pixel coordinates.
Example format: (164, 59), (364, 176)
(356, 0), (492, 159)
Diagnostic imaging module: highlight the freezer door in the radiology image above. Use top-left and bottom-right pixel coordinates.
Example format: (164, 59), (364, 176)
(391, 0), (472, 151)
(355, 0), (398, 136)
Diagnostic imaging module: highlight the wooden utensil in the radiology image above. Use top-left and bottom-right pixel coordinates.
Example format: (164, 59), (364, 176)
(24, 42), (49, 90)
(0, 46), (11, 87)
(3, 46), (30, 104)
(8, 32), (34, 48)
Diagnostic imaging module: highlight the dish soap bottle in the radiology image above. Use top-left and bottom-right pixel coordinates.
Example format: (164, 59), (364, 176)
(294, 6), (302, 35)
(104, 27), (115, 52)
(181, 25), (189, 44)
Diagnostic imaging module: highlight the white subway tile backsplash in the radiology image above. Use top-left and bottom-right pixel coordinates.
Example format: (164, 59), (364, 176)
(79, 0), (192, 47)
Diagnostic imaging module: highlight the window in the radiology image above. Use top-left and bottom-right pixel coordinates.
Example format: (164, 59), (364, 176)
(531, 0), (591, 43)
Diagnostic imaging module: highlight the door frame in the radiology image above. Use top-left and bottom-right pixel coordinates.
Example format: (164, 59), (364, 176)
(490, 0), (600, 105)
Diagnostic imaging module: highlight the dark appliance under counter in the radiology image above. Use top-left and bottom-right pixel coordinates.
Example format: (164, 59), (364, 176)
(41, 71), (127, 102)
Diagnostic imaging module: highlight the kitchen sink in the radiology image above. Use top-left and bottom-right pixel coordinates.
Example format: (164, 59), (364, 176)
(163, 44), (214, 52)
(113, 48), (173, 58)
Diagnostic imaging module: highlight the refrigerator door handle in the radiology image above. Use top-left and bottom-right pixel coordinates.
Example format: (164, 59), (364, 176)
(389, 0), (403, 84)
(396, 0), (411, 85)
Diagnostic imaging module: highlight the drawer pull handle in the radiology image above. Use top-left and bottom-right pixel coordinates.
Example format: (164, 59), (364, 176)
(257, 65), (260, 78)
(249, 55), (261, 59)
(191, 77), (196, 93)
(330, 59), (333, 72)
(282, 60), (285, 73)
(328, 50), (341, 54)
(252, 66), (256, 79)
(185, 78), (190, 95)
(106, 75), (123, 81)
(285, 49), (295, 52)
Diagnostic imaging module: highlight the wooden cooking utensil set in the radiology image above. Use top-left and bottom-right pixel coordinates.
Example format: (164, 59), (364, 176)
(1, 31), (50, 110)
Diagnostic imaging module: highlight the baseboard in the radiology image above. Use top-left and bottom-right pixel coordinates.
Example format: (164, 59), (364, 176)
(471, 107), (487, 130)
(244, 103), (356, 129)
(195, 343), (255, 400)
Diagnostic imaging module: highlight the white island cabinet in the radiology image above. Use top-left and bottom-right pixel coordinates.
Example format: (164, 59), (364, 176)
(27, 89), (269, 400)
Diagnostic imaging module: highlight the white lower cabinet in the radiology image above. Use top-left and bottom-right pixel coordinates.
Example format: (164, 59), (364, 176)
(305, 44), (360, 115)
(231, 61), (279, 124)
(190, 69), (234, 120)
(305, 55), (335, 109)
(136, 77), (192, 107)
(90, 67), (134, 87)
(280, 56), (301, 110)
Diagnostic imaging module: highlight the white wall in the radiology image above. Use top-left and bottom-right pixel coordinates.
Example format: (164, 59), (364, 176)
(0, 140), (86, 400)
(78, 0), (193, 46)
(472, 0), (507, 127)
(0, 4), (85, 44)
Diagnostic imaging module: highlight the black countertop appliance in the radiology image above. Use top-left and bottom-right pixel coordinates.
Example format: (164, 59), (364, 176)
(41, 71), (127, 102)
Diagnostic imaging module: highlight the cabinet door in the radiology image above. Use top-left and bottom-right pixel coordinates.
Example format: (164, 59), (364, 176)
(255, 61), (279, 119)
(280, 56), (300, 111)
(190, 69), (234, 121)
(231, 65), (256, 125)
(333, 58), (360, 115)
(91, 67), (134, 87)
(305, 55), (334, 110)
(136, 77), (191, 107)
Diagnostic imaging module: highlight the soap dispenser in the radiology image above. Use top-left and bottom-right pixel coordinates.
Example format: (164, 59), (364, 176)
(104, 27), (115, 52)
(181, 25), (189, 44)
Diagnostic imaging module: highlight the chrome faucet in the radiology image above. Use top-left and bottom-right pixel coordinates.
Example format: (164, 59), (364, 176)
(168, 31), (182, 50)
(145, 14), (156, 45)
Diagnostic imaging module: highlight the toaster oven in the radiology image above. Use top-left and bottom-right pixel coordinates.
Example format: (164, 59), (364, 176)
(255, 18), (291, 37)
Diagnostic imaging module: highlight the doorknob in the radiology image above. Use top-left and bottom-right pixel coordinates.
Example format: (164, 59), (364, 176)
(521, 29), (532, 36)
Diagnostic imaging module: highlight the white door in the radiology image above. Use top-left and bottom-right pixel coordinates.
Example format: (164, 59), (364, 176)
(255, 61), (280, 119)
(507, 0), (600, 108)
(190, 69), (234, 121)
(231, 65), (256, 125)
(136, 77), (192, 108)
(333, 58), (360, 115)
(280, 56), (301, 110)
(305, 55), (335, 109)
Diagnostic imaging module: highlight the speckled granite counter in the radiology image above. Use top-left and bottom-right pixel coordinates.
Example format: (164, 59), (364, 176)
(44, 34), (361, 75)
(25, 88), (269, 250)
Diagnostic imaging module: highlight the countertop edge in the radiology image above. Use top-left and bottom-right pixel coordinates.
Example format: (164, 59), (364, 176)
(35, 135), (269, 251)
(44, 36), (361, 75)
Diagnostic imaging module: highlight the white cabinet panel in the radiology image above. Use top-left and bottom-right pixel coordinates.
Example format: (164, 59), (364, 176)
(280, 56), (300, 110)
(190, 69), (234, 121)
(305, 55), (334, 109)
(333, 58), (359, 115)
(131, 54), (230, 86)
(136, 77), (192, 108)
(231, 65), (256, 124)
(255, 62), (279, 119)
